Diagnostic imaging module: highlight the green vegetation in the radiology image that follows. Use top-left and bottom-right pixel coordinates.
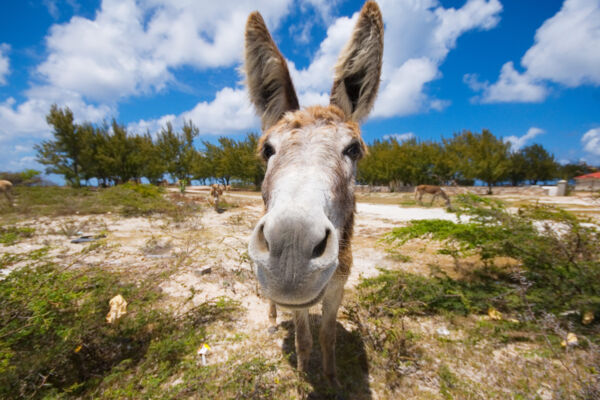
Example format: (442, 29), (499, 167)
(357, 129), (597, 191)
(0, 226), (35, 245)
(0, 169), (42, 186)
(345, 195), (599, 398)
(0, 183), (180, 217)
(0, 260), (256, 399)
(34, 105), (264, 188)
(384, 194), (600, 316)
(4, 104), (592, 191)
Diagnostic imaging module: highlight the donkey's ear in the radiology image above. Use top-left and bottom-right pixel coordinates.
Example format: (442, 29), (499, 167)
(330, 1), (383, 122)
(245, 12), (299, 131)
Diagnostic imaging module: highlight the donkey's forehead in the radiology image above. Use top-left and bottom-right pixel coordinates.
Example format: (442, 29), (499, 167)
(262, 105), (361, 142)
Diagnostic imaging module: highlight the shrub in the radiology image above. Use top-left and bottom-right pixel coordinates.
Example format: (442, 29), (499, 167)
(1, 184), (177, 217)
(385, 194), (600, 318)
(0, 263), (240, 399)
(0, 226), (35, 245)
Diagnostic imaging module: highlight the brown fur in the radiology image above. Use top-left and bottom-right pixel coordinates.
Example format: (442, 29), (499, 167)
(209, 184), (223, 211)
(244, 12), (299, 131)
(330, 1), (384, 122)
(415, 184), (451, 207)
(245, 1), (384, 388)
(0, 180), (13, 206)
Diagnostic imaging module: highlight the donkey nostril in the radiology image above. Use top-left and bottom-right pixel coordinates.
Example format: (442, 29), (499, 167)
(258, 224), (269, 252)
(311, 229), (330, 259)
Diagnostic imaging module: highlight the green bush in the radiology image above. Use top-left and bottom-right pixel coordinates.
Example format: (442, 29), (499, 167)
(0, 226), (35, 245)
(384, 194), (600, 318)
(1, 184), (177, 217)
(356, 268), (516, 317)
(0, 263), (240, 399)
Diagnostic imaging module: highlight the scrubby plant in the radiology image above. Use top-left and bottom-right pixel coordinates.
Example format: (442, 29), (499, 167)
(385, 194), (600, 317)
(1, 184), (180, 218)
(0, 226), (35, 245)
(0, 262), (240, 399)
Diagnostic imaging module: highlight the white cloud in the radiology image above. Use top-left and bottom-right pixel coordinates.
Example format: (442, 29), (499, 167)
(37, 0), (293, 103)
(582, 128), (600, 156)
(0, 43), (10, 86)
(373, 58), (440, 117)
(0, 0), (293, 153)
(468, 0), (600, 103)
(288, 13), (358, 95)
(383, 132), (416, 142)
(129, 87), (258, 136)
(0, 87), (112, 144)
(287, 0), (502, 117)
(299, 0), (340, 23)
(466, 62), (548, 103)
(135, 0), (503, 134)
(522, 0), (600, 87)
(0, 0), (505, 170)
(504, 127), (545, 151)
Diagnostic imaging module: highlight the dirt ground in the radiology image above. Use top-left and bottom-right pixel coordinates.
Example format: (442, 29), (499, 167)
(2, 188), (598, 399)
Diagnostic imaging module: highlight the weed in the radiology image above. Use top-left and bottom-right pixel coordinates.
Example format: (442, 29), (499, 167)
(0, 226), (35, 245)
(1, 185), (177, 218)
(0, 262), (241, 399)
(386, 194), (600, 318)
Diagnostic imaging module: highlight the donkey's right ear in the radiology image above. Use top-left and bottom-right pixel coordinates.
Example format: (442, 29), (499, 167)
(245, 12), (299, 131)
(330, 1), (383, 122)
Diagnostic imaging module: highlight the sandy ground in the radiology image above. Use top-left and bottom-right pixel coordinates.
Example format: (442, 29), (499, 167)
(2, 190), (597, 398)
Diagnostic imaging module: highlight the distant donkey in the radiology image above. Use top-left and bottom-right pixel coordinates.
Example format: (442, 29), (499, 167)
(0, 180), (13, 206)
(209, 183), (223, 211)
(415, 184), (451, 207)
(246, 1), (383, 387)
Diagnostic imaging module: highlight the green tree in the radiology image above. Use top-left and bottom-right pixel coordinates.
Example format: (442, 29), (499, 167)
(445, 129), (510, 194)
(559, 162), (594, 181)
(522, 144), (558, 184)
(35, 105), (89, 187)
(139, 133), (166, 185)
(157, 121), (199, 185)
(507, 150), (528, 186)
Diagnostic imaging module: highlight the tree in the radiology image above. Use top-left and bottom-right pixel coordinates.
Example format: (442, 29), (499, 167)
(157, 121), (199, 184)
(560, 162), (595, 181)
(139, 133), (166, 185)
(522, 144), (558, 185)
(507, 150), (528, 186)
(35, 105), (89, 187)
(445, 129), (510, 194)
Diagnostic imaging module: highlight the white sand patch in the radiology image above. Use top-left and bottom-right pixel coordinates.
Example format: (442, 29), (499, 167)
(356, 203), (459, 223)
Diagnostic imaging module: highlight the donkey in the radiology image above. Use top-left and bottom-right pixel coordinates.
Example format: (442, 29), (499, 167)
(0, 180), (13, 206)
(209, 183), (223, 211)
(415, 184), (451, 207)
(246, 1), (383, 386)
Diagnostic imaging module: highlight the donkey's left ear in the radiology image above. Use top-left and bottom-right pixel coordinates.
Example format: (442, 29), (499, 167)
(330, 1), (383, 122)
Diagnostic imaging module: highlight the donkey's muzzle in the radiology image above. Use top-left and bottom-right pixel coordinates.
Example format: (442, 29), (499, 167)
(248, 210), (339, 306)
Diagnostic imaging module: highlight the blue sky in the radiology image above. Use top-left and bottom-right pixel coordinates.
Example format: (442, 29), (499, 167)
(0, 0), (599, 176)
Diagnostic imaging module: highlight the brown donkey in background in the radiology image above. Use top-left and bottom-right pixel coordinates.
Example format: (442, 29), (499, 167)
(0, 180), (13, 206)
(246, 1), (383, 387)
(415, 184), (451, 207)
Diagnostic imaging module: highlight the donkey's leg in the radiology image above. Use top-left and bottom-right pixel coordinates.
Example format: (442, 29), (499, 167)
(268, 300), (277, 325)
(320, 277), (345, 387)
(294, 309), (312, 374)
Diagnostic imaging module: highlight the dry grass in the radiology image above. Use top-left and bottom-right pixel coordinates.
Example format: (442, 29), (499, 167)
(1, 187), (598, 399)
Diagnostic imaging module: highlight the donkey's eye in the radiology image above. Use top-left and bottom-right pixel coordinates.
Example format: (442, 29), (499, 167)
(343, 141), (362, 161)
(262, 143), (275, 161)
